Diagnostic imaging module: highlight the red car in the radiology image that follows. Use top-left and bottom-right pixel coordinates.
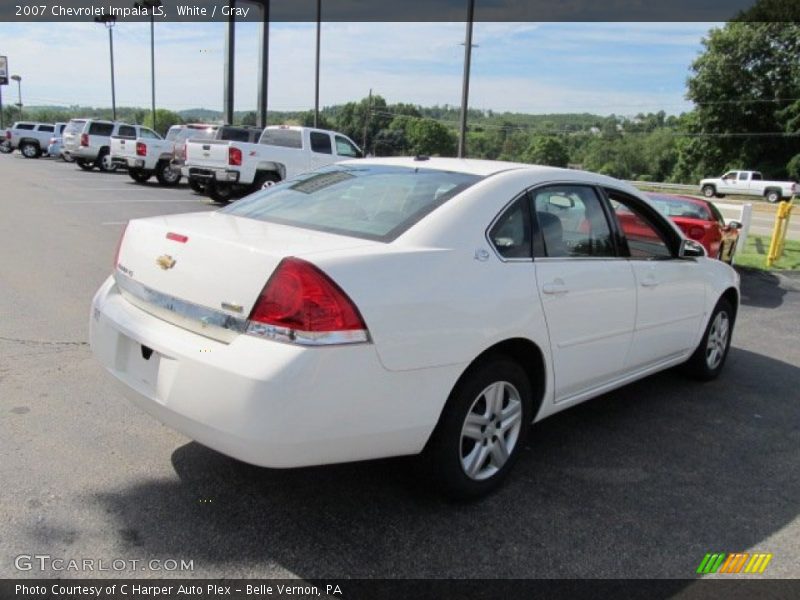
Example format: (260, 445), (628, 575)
(644, 193), (742, 263)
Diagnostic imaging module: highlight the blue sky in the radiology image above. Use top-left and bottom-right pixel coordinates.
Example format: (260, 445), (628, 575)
(0, 21), (719, 115)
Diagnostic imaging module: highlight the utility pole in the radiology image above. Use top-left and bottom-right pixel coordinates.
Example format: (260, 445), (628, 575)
(458, 0), (476, 158)
(362, 88), (372, 154)
(314, 0), (321, 127)
(95, 15), (118, 120)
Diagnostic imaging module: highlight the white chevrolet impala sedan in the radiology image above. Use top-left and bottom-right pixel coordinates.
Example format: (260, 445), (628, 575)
(91, 157), (739, 498)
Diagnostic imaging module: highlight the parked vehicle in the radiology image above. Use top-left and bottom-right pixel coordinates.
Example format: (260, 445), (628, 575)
(184, 125), (361, 203)
(0, 129), (11, 154)
(46, 122), (71, 161)
(90, 158), (739, 499)
(700, 170), (797, 203)
(5, 121), (59, 158)
(109, 126), (181, 186)
(181, 125), (262, 197)
(645, 193), (741, 263)
(62, 119), (146, 172)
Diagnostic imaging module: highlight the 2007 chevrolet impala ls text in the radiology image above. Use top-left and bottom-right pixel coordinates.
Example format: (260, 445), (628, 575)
(90, 157), (739, 498)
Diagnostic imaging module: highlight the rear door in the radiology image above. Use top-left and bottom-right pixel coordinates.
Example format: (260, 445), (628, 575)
(528, 184), (637, 401)
(308, 130), (334, 171)
(605, 188), (706, 369)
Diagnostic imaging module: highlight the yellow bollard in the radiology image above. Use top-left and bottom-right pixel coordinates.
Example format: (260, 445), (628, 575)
(766, 199), (794, 267)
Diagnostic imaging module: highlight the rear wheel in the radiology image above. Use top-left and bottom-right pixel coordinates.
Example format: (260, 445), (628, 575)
(20, 142), (41, 158)
(765, 189), (781, 204)
(208, 181), (234, 204)
(424, 356), (532, 500)
(188, 177), (206, 194)
(683, 298), (734, 381)
(254, 171), (281, 191)
(96, 148), (118, 172)
(0, 141), (12, 154)
(128, 168), (151, 183)
(76, 159), (95, 171)
(155, 161), (181, 186)
(702, 185), (716, 198)
(62, 152), (75, 163)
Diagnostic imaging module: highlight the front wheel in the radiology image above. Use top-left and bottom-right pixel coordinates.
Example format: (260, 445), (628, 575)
(76, 159), (95, 171)
(20, 142), (41, 158)
(128, 168), (151, 183)
(702, 185), (716, 198)
(683, 298), (734, 381)
(155, 161), (181, 186)
(423, 356), (532, 500)
(765, 189), (781, 204)
(208, 181), (234, 204)
(62, 152), (75, 163)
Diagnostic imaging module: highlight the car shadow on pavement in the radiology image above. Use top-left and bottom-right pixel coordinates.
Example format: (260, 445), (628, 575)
(92, 347), (800, 579)
(737, 267), (789, 309)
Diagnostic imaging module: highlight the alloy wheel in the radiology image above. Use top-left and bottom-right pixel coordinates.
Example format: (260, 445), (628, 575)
(705, 311), (730, 370)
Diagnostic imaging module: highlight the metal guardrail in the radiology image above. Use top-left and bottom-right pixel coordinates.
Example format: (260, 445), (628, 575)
(626, 180), (698, 194)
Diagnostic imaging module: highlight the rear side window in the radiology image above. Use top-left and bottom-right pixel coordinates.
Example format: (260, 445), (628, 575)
(64, 120), (85, 134)
(223, 165), (481, 242)
(38, 125), (55, 133)
(489, 196), (532, 259)
(335, 136), (361, 158)
(117, 125), (136, 137)
(89, 122), (114, 136)
(260, 129), (302, 149)
(310, 131), (332, 154)
(16, 123), (35, 130)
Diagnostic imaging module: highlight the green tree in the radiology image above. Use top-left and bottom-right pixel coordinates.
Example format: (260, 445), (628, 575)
(142, 108), (184, 136)
(523, 136), (569, 167)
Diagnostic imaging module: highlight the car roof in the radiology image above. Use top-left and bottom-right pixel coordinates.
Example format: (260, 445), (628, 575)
(340, 156), (549, 177)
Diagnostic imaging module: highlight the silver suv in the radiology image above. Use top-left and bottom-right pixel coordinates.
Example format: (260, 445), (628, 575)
(62, 119), (146, 172)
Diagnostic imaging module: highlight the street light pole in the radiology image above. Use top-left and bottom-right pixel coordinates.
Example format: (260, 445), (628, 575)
(314, 0), (321, 128)
(11, 74), (22, 120)
(135, 0), (161, 131)
(95, 15), (118, 120)
(458, 0), (476, 158)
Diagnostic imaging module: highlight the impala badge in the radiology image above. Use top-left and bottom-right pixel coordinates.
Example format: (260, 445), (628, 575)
(156, 254), (177, 270)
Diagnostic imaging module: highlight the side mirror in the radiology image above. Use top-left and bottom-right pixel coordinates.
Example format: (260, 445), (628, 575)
(727, 220), (742, 230)
(680, 239), (707, 258)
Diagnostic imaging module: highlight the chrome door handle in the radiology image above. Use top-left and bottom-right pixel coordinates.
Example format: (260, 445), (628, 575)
(640, 278), (659, 288)
(542, 282), (568, 295)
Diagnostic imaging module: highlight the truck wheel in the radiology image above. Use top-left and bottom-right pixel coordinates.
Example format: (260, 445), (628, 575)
(208, 181), (234, 204)
(0, 141), (13, 154)
(20, 142), (41, 159)
(765, 189), (781, 204)
(96, 148), (118, 172)
(702, 185), (716, 198)
(188, 178), (206, 194)
(155, 161), (181, 186)
(254, 171), (281, 191)
(76, 159), (95, 171)
(128, 168), (151, 183)
(62, 152), (75, 163)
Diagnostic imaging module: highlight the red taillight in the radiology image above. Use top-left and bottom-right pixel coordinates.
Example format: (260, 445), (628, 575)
(113, 224), (129, 269)
(181, 142), (187, 159)
(228, 146), (242, 166)
(688, 225), (706, 240)
(247, 258), (368, 345)
(136, 142), (147, 157)
(80, 133), (89, 147)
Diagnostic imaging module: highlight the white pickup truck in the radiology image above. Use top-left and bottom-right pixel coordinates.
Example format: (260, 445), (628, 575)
(700, 170), (798, 203)
(111, 126), (182, 186)
(183, 125), (362, 202)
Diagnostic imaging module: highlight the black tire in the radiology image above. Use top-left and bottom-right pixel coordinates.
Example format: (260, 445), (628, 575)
(0, 141), (13, 154)
(76, 159), (95, 171)
(683, 298), (735, 381)
(702, 185), (716, 198)
(253, 171), (281, 192)
(20, 142), (41, 159)
(62, 153), (75, 163)
(765, 189), (781, 204)
(96, 148), (118, 172)
(423, 356), (533, 500)
(208, 181), (235, 204)
(155, 161), (181, 186)
(188, 177), (206, 194)
(128, 168), (151, 183)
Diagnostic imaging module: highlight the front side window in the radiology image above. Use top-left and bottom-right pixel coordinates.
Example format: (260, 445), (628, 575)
(489, 196), (531, 259)
(532, 185), (615, 258)
(16, 123), (35, 130)
(607, 191), (674, 259)
(310, 131), (332, 154)
(722, 171), (737, 180)
(223, 165), (481, 242)
(335, 136), (361, 158)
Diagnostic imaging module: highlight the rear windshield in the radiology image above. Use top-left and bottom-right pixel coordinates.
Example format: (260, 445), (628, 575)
(220, 128), (254, 143)
(167, 126), (217, 142)
(222, 165), (482, 242)
(647, 195), (711, 220)
(64, 120), (86, 134)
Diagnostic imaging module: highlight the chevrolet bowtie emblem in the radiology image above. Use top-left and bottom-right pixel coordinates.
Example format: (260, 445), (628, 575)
(156, 254), (177, 270)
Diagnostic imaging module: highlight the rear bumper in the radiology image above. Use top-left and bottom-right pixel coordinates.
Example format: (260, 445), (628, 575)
(89, 276), (456, 468)
(65, 147), (97, 160)
(182, 166), (240, 183)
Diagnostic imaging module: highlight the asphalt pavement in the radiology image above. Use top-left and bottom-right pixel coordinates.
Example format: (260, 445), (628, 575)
(1, 155), (799, 582)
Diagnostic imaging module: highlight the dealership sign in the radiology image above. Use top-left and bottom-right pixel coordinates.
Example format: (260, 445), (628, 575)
(0, 56), (8, 85)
